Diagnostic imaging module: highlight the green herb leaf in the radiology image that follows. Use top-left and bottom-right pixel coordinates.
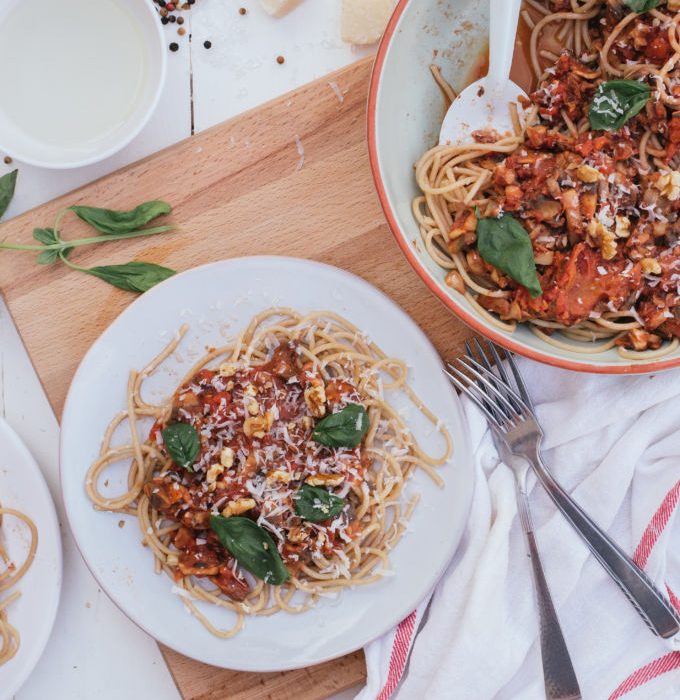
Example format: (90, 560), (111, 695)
(589, 80), (651, 131)
(210, 515), (290, 585)
(37, 249), (59, 265)
(312, 404), (369, 449)
(476, 213), (543, 298)
(86, 261), (176, 292)
(33, 227), (60, 245)
(623, 0), (658, 11)
(294, 484), (346, 522)
(0, 170), (18, 220)
(161, 422), (200, 471)
(69, 200), (172, 234)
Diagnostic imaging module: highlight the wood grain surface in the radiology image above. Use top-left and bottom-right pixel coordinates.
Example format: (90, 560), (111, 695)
(0, 56), (474, 699)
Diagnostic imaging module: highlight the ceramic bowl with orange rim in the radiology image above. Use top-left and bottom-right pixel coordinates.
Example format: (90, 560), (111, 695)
(367, 0), (680, 374)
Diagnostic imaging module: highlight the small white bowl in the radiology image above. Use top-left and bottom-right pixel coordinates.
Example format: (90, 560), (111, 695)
(368, 0), (680, 374)
(0, 0), (166, 170)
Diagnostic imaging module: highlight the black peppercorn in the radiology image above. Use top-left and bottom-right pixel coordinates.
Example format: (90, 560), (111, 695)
(169, 14), (176, 22)
(204, 40), (212, 49)
(161, 16), (169, 24)
(169, 42), (179, 52)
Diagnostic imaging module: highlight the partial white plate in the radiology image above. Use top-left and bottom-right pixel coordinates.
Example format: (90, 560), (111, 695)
(60, 256), (473, 672)
(0, 418), (62, 700)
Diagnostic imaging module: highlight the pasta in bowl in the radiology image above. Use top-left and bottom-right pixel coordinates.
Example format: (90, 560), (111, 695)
(369, 0), (680, 373)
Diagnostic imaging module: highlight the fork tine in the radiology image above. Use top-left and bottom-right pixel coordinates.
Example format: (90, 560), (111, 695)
(443, 367), (503, 430)
(465, 340), (500, 419)
(504, 349), (535, 411)
(483, 341), (526, 414)
(456, 357), (521, 419)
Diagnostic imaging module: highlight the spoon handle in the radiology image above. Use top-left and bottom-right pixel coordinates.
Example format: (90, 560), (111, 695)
(488, 0), (523, 83)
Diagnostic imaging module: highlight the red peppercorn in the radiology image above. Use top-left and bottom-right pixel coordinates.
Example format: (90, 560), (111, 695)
(166, 3), (175, 10)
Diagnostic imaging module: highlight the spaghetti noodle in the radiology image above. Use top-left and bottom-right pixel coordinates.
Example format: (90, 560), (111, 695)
(86, 309), (451, 637)
(416, 0), (680, 359)
(0, 506), (38, 666)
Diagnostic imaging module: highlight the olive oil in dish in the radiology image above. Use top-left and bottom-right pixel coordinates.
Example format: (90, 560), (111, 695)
(0, 0), (148, 149)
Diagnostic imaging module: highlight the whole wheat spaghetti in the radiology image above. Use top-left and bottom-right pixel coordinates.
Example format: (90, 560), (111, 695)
(416, 0), (680, 359)
(86, 309), (451, 638)
(0, 506), (38, 665)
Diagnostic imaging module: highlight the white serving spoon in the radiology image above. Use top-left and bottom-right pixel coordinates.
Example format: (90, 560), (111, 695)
(439, 0), (527, 145)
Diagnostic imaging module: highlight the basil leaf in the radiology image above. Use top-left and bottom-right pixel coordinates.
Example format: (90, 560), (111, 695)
(476, 213), (542, 298)
(161, 422), (200, 471)
(294, 484), (346, 522)
(312, 404), (369, 448)
(69, 200), (171, 234)
(86, 261), (176, 292)
(37, 249), (59, 265)
(0, 170), (18, 219)
(33, 227), (59, 245)
(210, 515), (290, 585)
(589, 80), (650, 131)
(624, 0), (657, 11)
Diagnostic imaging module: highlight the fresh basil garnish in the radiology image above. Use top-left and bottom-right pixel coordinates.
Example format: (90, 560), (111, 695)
(162, 422), (200, 471)
(589, 80), (650, 131)
(476, 213), (542, 298)
(312, 404), (369, 448)
(294, 484), (346, 522)
(69, 200), (171, 234)
(0, 169), (18, 220)
(624, 0), (657, 11)
(86, 261), (175, 292)
(210, 515), (290, 585)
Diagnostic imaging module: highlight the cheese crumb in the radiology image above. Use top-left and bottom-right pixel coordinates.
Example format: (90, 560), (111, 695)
(341, 0), (393, 45)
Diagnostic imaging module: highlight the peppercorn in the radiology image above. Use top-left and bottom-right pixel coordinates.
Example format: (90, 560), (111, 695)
(178, 27), (186, 35)
(276, 55), (285, 64)
(3, 156), (12, 165)
(166, 2), (175, 9)
(169, 42), (179, 51)
(188, 0), (195, 4)
(158, 0), (166, 6)
(177, 15), (184, 24)
(239, 7), (246, 14)
(161, 16), (168, 23)
(160, 7), (168, 15)
(203, 40), (212, 49)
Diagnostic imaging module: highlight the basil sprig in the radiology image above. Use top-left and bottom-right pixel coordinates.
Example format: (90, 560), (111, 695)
(69, 201), (171, 235)
(162, 422), (200, 471)
(589, 80), (650, 131)
(476, 213), (542, 298)
(294, 484), (346, 522)
(624, 0), (657, 11)
(0, 199), (176, 293)
(210, 515), (290, 585)
(0, 169), (17, 220)
(312, 404), (369, 448)
(87, 262), (175, 292)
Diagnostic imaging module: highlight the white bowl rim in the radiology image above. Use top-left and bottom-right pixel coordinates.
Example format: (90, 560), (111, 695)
(0, 0), (167, 170)
(367, 0), (680, 376)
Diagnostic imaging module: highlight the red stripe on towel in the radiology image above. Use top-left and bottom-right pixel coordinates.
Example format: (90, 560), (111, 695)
(633, 480), (680, 569)
(376, 610), (418, 700)
(608, 652), (680, 700)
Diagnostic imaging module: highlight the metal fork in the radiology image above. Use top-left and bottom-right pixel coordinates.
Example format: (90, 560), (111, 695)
(445, 340), (680, 645)
(460, 340), (581, 700)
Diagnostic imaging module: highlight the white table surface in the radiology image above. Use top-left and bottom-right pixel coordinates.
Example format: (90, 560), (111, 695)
(0, 1), (370, 697)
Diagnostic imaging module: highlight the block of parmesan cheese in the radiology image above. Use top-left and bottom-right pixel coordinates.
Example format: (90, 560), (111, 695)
(341, 0), (393, 45)
(259, 0), (303, 17)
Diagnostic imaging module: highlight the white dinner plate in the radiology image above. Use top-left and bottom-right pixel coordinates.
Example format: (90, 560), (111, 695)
(61, 256), (474, 671)
(0, 418), (62, 700)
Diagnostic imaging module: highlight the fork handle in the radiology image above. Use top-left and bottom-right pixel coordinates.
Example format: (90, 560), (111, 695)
(531, 452), (680, 639)
(515, 478), (582, 700)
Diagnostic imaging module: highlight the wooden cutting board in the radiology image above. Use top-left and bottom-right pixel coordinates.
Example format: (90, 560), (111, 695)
(0, 56), (475, 699)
